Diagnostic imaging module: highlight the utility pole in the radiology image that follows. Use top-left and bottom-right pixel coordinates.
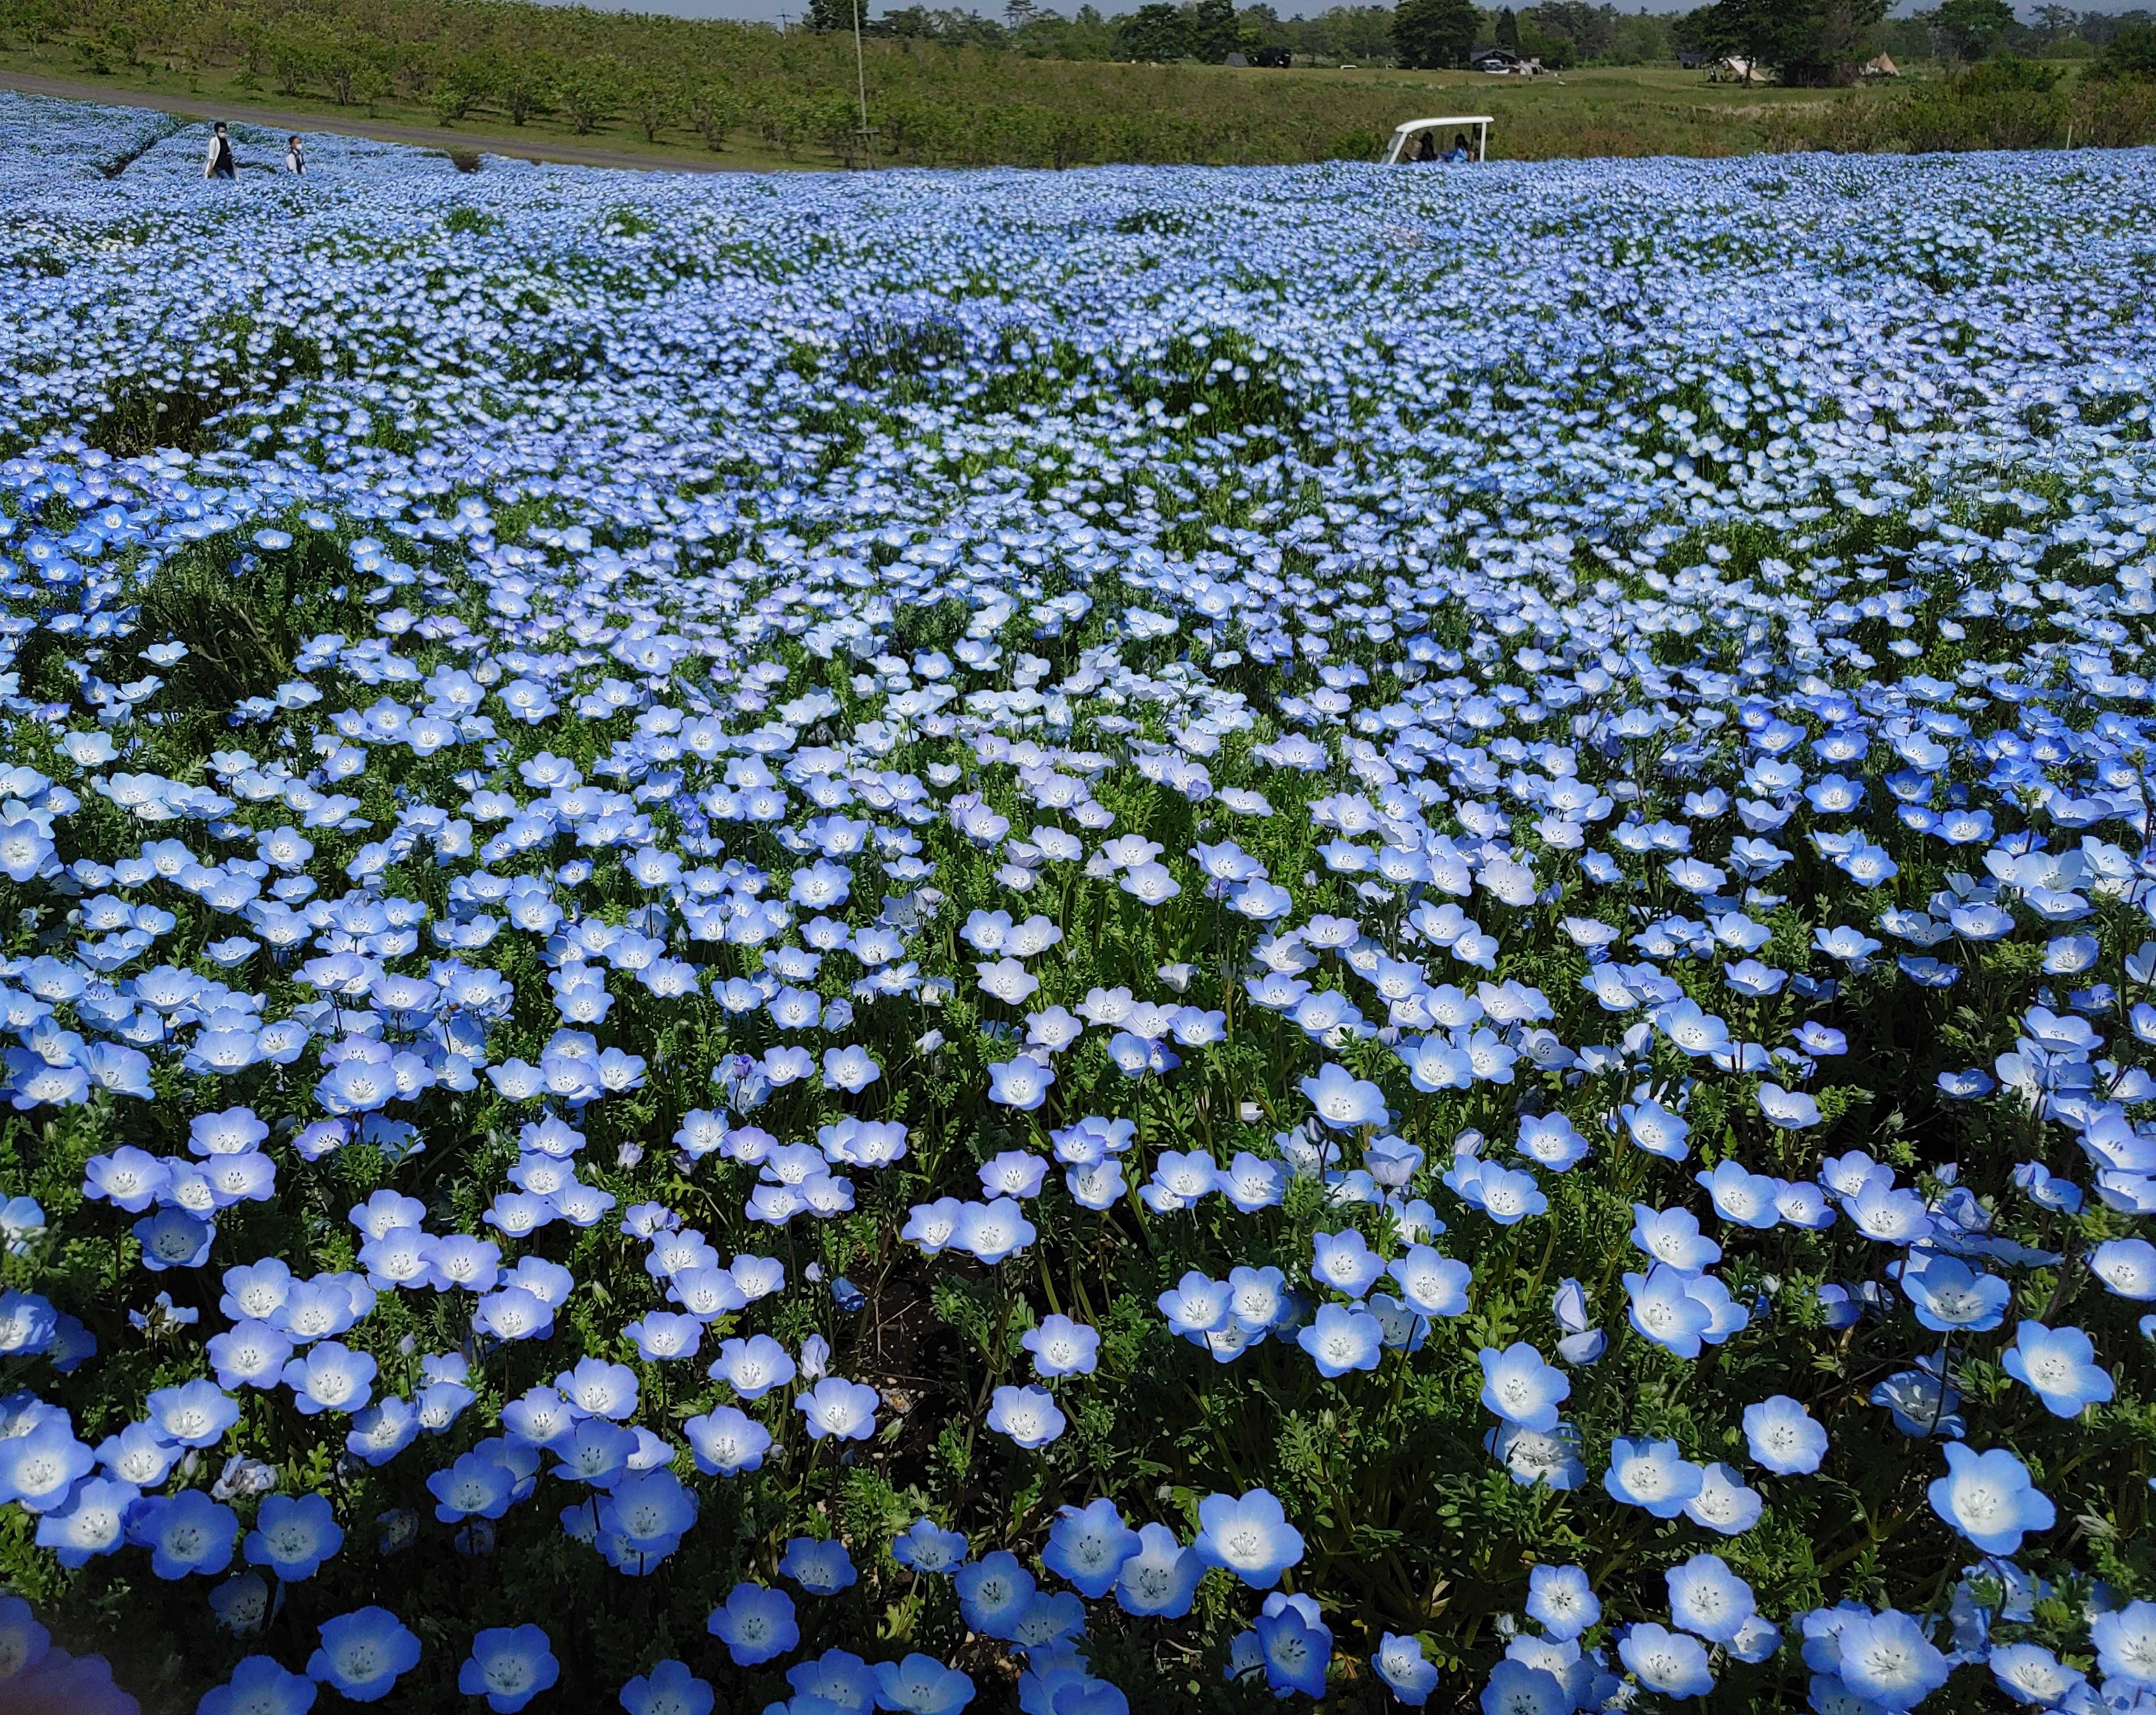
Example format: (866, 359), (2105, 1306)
(851, 0), (878, 168)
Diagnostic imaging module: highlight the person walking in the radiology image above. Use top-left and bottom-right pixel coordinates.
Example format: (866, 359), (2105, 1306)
(203, 121), (236, 179)
(284, 135), (306, 175)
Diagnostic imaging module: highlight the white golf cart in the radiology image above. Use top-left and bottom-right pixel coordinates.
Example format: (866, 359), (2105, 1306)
(1380, 116), (1492, 165)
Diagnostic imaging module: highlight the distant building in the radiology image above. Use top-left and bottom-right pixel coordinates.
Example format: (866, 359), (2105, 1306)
(1470, 45), (1542, 75)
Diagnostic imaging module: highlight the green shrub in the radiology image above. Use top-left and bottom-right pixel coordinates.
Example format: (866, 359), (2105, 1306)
(1893, 56), (2070, 152)
(2087, 22), (2156, 82)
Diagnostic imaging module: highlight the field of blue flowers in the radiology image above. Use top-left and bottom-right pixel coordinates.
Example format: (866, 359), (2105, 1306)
(1, 90), (2154, 1715)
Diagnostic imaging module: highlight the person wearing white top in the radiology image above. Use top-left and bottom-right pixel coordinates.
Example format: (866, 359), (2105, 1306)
(285, 136), (306, 175)
(203, 122), (235, 179)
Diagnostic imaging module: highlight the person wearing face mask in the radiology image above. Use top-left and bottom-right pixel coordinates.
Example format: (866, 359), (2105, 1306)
(203, 121), (236, 180)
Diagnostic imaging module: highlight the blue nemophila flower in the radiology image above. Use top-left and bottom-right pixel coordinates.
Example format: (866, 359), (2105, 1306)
(707, 1334), (796, 1399)
(0, 1414), (92, 1512)
(146, 1379), (242, 1448)
(683, 1406), (770, 1476)
(1477, 1343), (1570, 1432)
(1897, 1253), (2010, 1333)
(985, 1055), (1053, 1111)
(794, 1377), (880, 1442)
(1526, 1562), (1600, 1641)
(190, 1650), (314, 1715)
(1372, 1631), (1438, 1706)
(1984, 1642), (2084, 1709)
(892, 1517), (968, 1574)
(1629, 1203), (1721, 1272)
(280, 1335), (377, 1421)
(706, 1582), (800, 1663)
(1388, 1247), (1471, 1318)
(1743, 1395), (1828, 1476)
(2092, 1236), (2156, 1299)
(460, 1625), (557, 1713)
(1298, 1302), (1383, 1376)
(1310, 1227), (1384, 1296)
(1193, 1488), (1304, 1589)
(128, 1490), (238, 1579)
(986, 1383), (1066, 1449)
(1042, 1498), (1140, 1598)
(427, 1451), (518, 1523)
(245, 1493), (344, 1581)
(1480, 1657), (1570, 1714)
(955, 1549), (1037, 1639)
(1604, 1438), (1705, 1518)
(617, 1660), (714, 1715)
(1112, 1520), (1203, 1619)
(1829, 1608), (1950, 1711)
(34, 1473), (137, 1568)
(1300, 1062), (1388, 1130)
(2001, 1320), (2114, 1417)
(1624, 1265), (1713, 1359)
(779, 1536), (858, 1596)
(1620, 1621), (1715, 1699)
(1927, 1442), (2053, 1555)
(1666, 1552), (1755, 1645)
(1020, 1313), (1099, 1378)
(596, 1469), (697, 1568)
(1695, 1159), (1780, 1228)
(1157, 1271), (1230, 1338)
(1617, 1098), (1691, 1161)
(2090, 1601), (2156, 1691)
(1254, 1592), (1330, 1699)
(874, 1653), (974, 1714)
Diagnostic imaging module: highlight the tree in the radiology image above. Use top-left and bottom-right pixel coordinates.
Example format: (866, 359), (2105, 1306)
(1689, 0), (1886, 85)
(1193, 0), (1241, 59)
(1115, 1), (1192, 59)
(1925, 0), (2017, 59)
(806, 0), (855, 33)
(1393, 0), (1478, 66)
(627, 73), (680, 142)
(1532, 1), (1616, 58)
(2090, 20), (2156, 76)
(433, 59), (492, 123)
(2031, 2), (2076, 39)
(495, 61), (552, 126)
(1496, 6), (1520, 47)
(686, 80), (738, 150)
(556, 64), (621, 135)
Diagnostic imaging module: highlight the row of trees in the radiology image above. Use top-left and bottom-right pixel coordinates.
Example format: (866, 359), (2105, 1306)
(1676, 0), (2155, 86)
(798, 0), (1673, 70)
(819, 0), (2151, 80)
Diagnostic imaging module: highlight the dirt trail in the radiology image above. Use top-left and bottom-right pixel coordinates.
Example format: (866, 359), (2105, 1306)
(0, 69), (750, 174)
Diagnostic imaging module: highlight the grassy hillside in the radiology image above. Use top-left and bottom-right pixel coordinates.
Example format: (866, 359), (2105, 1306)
(10, 0), (2153, 168)
(6, 0), (1899, 169)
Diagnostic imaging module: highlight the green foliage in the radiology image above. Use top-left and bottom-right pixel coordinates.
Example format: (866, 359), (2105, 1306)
(1690, 0), (1888, 86)
(1391, 0), (1478, 69)
(1116, 2), (1194, 62)
(1925, 0), (2020, 62)
(2089, 22), (2156, 81)
(1894, 54), (2072, 150)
